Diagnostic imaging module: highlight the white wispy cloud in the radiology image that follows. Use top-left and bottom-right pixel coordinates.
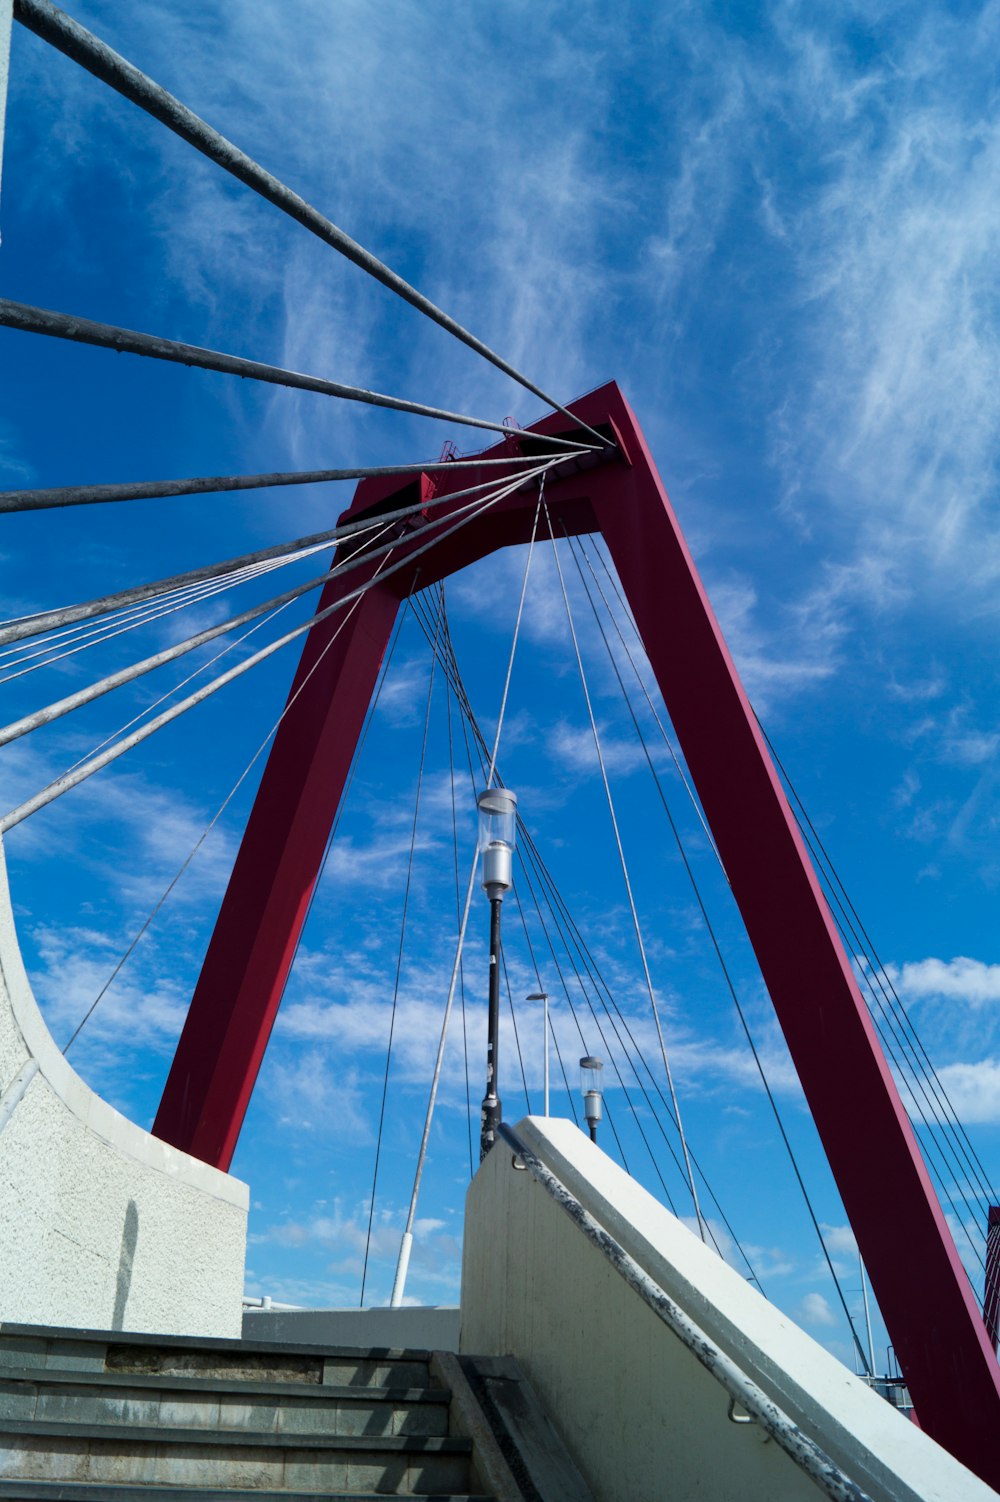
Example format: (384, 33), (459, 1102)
(887, 955), (1000, 1007)
(797, 1290), (837, 1328)
(819, 1222), (859, 1258)
(929, 1059), (1000, 1125)
(766, 11), (1000, 590)
(707, 577), (837, 708)
(249, 1192), (462, 1306)
(548, 718), (647, 779)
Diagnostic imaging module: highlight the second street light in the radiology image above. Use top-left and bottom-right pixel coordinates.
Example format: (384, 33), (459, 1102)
(477, 787), (517, 1160)
(526, 991), (550, 1115)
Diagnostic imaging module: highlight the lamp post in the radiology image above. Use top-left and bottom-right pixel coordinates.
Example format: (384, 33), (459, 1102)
(527, 992), (550, 1115)
(580, 1055), (604, 1142)
(478, 788), (517, 1160)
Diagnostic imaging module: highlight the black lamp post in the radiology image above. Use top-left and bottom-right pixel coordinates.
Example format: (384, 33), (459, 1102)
(477, 787), (517, 1160)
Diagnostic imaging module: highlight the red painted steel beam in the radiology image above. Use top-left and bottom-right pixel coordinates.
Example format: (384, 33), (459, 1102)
(985, 1206), (1000, 1353)
(157, 380), (1000, 1480)
(153, 554), (403, 1170)
(581, 387), (1000, 1486)
(153, 450), (604, 1170)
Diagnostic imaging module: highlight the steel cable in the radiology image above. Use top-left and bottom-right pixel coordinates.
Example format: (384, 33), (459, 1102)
(413, 590), (763, 1280)
(0, 473), (537, 831)
(544, 508), (706, 1239)
(359, 597), (440, 1306)
(13, 0), (609, 446)
(570, 533), (871, 1366)
(61, 553), (393, 1055)
(389, 496), (543, 1304)
(0, 457), (562, 649)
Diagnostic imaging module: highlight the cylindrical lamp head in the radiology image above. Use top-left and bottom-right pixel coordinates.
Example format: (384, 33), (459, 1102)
(477, 788), (518, 852)
(478, 788), (517, 899)
(580, 1055), (604, 1124)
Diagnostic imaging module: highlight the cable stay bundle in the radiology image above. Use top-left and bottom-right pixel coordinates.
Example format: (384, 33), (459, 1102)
(585, 529), (998, 1294)
(568, 530), (998, 1314)
(0, 459), (569, 831)
(410, 584), (771, 1276)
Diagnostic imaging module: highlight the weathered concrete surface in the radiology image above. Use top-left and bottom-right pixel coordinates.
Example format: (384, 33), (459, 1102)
(461, 1115), (999, 1502)
(0, 838), (247, 1336)
(243, 1305), (460, 1350)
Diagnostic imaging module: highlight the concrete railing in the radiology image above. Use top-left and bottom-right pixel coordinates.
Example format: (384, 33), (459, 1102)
(0, 837), (248, 1336)
(460, 1115), (998, 1502)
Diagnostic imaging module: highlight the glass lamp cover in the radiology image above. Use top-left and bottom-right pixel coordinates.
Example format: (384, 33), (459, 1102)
(580, 1055), (604, 1097)
(477, 788), (518, 852)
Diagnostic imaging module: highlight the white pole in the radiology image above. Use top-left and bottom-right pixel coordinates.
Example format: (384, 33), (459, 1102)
(390, 1232), (413, 1309)
(543, 994), (550, 1116)
(0, 0), (13, 219)
(859, 1252), (877, 1377)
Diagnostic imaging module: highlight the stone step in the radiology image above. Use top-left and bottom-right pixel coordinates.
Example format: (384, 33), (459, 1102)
(0, 1485), (494, 1502)
(0, 1326), (440, 1390)
(0, 1422), (473, 1494)
(0, 1368), (450, 1436)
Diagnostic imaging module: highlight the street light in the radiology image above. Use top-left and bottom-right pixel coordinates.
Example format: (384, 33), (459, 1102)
(478, 788), (517, 1160)
(526, 992), (550, 1115)
(580, 1055), (604, 1142)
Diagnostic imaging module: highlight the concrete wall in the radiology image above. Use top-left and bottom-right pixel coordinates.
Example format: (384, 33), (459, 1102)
(461, 1116), (997, 1502)
(243, 1306), (461, 1349)
(0, 838), (248, 1337)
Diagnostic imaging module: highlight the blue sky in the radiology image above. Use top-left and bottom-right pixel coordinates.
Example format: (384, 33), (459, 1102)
(3, 0), (1000, 1369)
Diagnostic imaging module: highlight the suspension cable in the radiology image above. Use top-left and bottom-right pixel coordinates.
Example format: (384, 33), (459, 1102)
(747, 722), (995, 1270)
(60, 557), (390, 1054)
(418, 594), (691, 1199)
(63, 579), (411, 1055)
(544, 508), (706, 1238)
(570, 533), (870, 1366)
(806, 859), (990, 1276)
(509, 881), (580, 1127)
(0, 475), (528, 832)
(764, 725), (1000, 1214)
(435, 589), (741, 1248)
(360, 599), (440, 1305)
(442, 601), (476, 1178)
(0, 453), (578, 515)
(13, 0), (609, 444)
(417, 588), (583, 1134)
(586, 535), (987, 1279)
(0, 550), (311, 679)
(0, 299), (599, 450)
(0, 456), (562, 648)
(0, 545), (360, 741)
(411, 586), (763, 1281)
(390, 494), (543, 1305)
(589, 538), (723, 867)
(591, 535), (991, 1224)
(418, 589), (694, 1202)
(583, 532), (988, 1302)
(60, 593), (306, 778)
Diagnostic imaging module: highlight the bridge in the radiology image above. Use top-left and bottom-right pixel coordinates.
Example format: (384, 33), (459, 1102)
(1, 4), (999, 1498)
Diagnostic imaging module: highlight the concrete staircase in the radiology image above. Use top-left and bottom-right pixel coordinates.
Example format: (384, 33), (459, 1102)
(0, 1323), (503, 1500)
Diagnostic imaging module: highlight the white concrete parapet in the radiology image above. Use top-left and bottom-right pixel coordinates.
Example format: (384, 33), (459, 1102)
(461, 1115), (998, 1502)
(0, 837), (248, 1336)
